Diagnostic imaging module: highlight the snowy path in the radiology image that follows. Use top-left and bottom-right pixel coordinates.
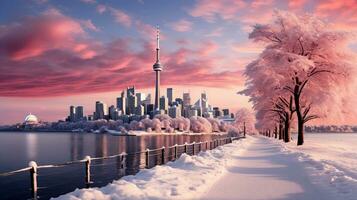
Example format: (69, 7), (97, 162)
(201, 136), (333, 200)
(53, 135), (356, 200)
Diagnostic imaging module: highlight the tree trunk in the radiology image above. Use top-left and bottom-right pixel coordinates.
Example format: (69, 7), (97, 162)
(294, 82), (304, 146)
(284, 114), (291, 143)
(274, 126), (278, 139)
(278, 123), (283, 140)
(297, 121), (304, 145)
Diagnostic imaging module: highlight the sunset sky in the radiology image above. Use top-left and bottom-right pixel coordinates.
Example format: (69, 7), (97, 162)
(0, 0), (356, 125)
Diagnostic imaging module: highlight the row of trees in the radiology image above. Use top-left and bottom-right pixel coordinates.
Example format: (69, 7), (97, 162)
(240, 11), (356, 145)
(24, 114), (241, 135)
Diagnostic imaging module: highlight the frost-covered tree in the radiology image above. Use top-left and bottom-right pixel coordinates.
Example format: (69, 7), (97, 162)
(241, 11), (356, 145)
(234, 108), (256, 135)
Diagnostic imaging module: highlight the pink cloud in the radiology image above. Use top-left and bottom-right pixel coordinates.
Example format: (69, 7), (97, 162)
(109, 7), (132, 27)
(0, 12), (244, 97)
(170, 19), (193, 32)
(189, 0), (246, 22)
(288, 0), (307, 9)
(80, 19), (99, 31)
(96, 4), (107, 14)
(205, 27), (224, 37)
(314, 0), (357, 31)
(232, 41), (265, 54)
(0, 10), (83, 60)
(80, 0), (96, 4)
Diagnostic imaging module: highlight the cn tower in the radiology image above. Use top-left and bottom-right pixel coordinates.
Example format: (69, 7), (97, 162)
(153, 27), (162, 111)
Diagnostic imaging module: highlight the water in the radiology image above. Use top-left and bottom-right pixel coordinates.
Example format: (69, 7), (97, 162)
(0, 131), (228, 200)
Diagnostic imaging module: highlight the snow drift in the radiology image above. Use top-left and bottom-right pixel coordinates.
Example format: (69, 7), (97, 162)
(52, 138), (251, 200)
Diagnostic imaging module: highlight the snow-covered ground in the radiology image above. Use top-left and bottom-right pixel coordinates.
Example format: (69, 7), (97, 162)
(279, 133), (357, 200)
(52, 138), (252, 200)
(53, 134), (357, 200)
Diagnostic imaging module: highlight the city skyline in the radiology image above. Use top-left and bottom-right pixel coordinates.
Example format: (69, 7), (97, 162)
(0, 0), (356, 125)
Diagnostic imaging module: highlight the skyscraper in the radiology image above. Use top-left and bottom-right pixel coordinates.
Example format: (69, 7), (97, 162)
(169, 105), (181, 118)
(222, 109), (230, 116)
(136, 92), (146, 106)
(167, 88), (174, 106)
(69, 106), (76, 122)
(126, 86), (136, 115)
(75, 106), (84, 121)
(201, 92), (208, 113)
(109, 105), (118, 120)
(153, 27), (163, 111)
(116, 91), (126, 115)
(127, 94), (137, 115)
(159, 96), (168, 111)
(95, 101), (107, 120)
(183, 93), (191, 107)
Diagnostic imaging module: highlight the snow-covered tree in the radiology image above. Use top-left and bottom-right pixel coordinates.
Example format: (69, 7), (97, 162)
(241, 10), (356, 145)
(234, 108), (256, 135)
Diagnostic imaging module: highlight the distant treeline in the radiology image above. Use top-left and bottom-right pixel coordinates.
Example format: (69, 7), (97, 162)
(305, 125), (357, 133)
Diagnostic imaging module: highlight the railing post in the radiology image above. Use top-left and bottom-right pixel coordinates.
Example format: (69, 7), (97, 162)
(184, 142), (187, 154)
(192, 142), (195, 155)
(161, 146), (165, 164)
(84, 156), (91, 187)
(29, 161), (37, 199)
(121, 152), (127, 174)
(145, 149), (150, 168)
(174, 144), (178, 159)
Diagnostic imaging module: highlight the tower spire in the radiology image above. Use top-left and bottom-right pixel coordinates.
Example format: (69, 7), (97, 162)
(153, 25), (162, 112)
(156, 25), (160, 63)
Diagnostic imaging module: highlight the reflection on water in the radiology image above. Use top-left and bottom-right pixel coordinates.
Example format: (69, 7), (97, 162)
(0, 132), (228, 200)
(0, 132), (227, 172)
(26, 133), (37, 160)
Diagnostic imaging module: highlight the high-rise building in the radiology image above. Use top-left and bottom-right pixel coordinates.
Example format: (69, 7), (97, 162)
(153, 27), (163, 111)
(168, 105), (181, 118)
(189, 109), (198, 117)
(135, 105), (145, 116)
(201, 92), (208, 113)
(183, 93), (191, 107)
(75, 106), (84, 121)
(222, 109), (230, 116)
(127, 94), (137, 115)
(145, 104), (154, 116)
(116, 91), (126, 115)
(213, 107), (222, 118)
(95, 101), (107, 120)
(175, 98), (183, 105)
(167, 88), (174, 106)
(109, 105), (119, 120)
(126, 86), (135, 98)
(159, 96), (168, 111)
(136, 92), (146, 106)
(69, 106), (76, 122)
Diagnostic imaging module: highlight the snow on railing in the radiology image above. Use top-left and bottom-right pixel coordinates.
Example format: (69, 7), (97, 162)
(0, 136), (242, 199)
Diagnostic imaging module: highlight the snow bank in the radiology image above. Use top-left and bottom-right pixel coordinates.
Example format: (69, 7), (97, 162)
(268, 134), (357, 200)
(52, 138), (252, 200)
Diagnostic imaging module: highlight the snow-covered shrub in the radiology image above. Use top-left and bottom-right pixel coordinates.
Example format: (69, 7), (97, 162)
(154, 114), (171, 121)
(152, 118), (161, 133)
(129, 120), (140, 130)
(207, 118), (220, 132)
(190, 117), (212, 133)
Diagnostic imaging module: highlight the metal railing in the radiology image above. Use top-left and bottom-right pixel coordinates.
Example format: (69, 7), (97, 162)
(0, 136), (241, 199)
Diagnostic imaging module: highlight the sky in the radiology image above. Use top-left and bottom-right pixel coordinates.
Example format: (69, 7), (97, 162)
(0, 0), (356, 125)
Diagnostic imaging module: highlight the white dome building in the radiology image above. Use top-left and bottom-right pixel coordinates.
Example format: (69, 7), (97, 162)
(24, 114), (39, 125)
